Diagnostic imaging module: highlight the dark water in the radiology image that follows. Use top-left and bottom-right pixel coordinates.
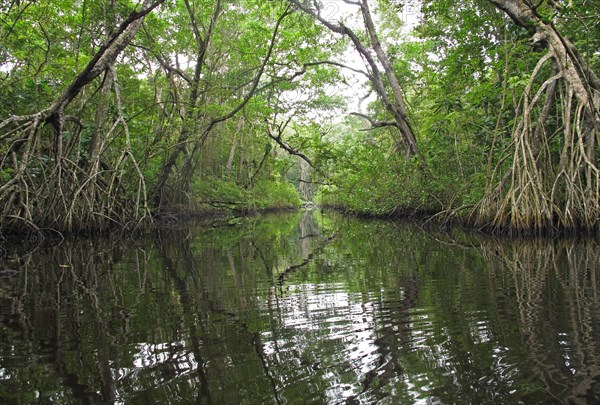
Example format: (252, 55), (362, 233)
(1, 211), (599, 404)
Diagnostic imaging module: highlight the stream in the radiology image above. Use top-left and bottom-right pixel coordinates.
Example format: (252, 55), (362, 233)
(1, 210), (599, 404)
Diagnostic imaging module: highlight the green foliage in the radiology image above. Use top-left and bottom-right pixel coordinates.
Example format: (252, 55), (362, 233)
(0, 168), (14, 184)
(2, 0), (599, 231)
(319, 139), (485, 216)
(193, 176), (301, 212)
(195, 177), (247, 205)
(249, 179), (302, 209)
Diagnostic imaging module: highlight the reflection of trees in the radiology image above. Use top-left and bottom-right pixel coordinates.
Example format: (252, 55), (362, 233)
(346, 273), (420, 403)
(480, 240), (600, 403)
(0, 239), (138, 404)
(148, 212), (332, 404)
(0, 213), (340, 404)
(154, 228), (213, 404)
(2, 214), (599, 404)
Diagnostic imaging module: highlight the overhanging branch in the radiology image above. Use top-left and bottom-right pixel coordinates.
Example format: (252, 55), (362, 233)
(349, 112), (397, 130)
(264, 118), (314, 167)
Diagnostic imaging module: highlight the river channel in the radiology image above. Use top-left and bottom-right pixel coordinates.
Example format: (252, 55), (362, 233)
(1, 210), (599, 404)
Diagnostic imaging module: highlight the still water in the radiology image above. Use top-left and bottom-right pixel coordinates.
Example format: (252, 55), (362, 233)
(1, 211), (599, 404)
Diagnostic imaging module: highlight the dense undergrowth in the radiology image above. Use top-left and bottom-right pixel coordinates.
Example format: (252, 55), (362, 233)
(194, 177), (302, 213)
(317, 141), (486, 218)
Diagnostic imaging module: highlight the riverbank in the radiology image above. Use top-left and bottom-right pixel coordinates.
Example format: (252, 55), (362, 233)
(0, 205), (303, 251)
(318, 202), (600, 239)
(3, 201), (597, 248)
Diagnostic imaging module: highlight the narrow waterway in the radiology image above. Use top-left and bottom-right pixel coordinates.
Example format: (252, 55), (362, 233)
(1, 211), (599, 404)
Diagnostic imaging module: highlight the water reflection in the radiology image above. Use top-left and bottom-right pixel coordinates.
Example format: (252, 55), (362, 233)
(0, 211), (599, 404)
(480, 240), (600, 404)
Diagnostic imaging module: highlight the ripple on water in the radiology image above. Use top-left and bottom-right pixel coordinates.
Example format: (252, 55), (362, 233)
(2, 213), (600, 404)
(263, 282), (467, 402)
(270, 278), (537, 403)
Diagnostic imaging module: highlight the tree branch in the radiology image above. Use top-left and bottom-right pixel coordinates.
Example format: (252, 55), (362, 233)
(289, 0), (420, 156)
(46, 0), (166, 127)
(264, 118), (314, 167)
(135, 40), (193, 85)
(349, 112), (397, 129)
(200, 5), (292, 135)
(303, 60), (370, 78)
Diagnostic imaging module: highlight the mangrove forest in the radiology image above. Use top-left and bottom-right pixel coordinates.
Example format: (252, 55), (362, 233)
(0, 0), (598, 236)
(2, 1), (600, 403)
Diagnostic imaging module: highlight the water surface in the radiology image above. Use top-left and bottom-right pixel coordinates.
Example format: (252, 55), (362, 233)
(1, 211), (599, 404)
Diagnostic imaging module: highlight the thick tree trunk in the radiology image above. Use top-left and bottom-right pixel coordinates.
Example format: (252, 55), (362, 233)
(88, 69), (113, 172)
(88, 1), (117, 173)
(487, 0), (599, 121)
(359, 0), (419, 156)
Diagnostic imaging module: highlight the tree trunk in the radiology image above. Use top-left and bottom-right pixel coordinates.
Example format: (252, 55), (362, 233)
(226, 116), (244, 178)
(289, 0), (420, 157)
(151, 0), (222, 209)
(487, 0), (599, 120)
(359, 0), (419, 156)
